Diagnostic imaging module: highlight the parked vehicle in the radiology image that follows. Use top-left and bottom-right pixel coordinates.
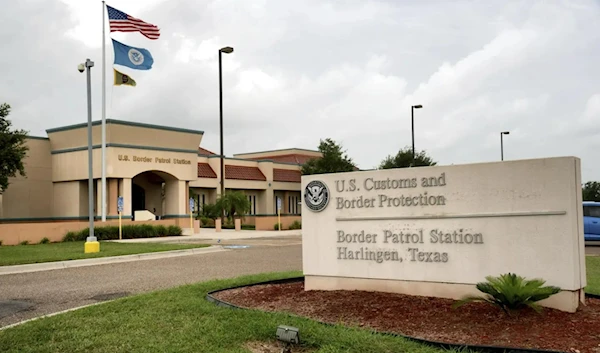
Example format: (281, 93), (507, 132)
(583, 201), (600, 241)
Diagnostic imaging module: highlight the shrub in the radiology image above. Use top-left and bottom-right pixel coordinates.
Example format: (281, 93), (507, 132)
(94, 226), (119, 240)
(200, 217), (215, 228)
(274, 222), (283, 230)
(241, 224), (255, 230)
(452, 273), (561, 315)
(123, 224), (157, 239)
(39, 237), (50, 244)
(19, 240), (29, 245)
(61, 224), (183, 242)
(289, 220), (301, 230)
(0, 240), (3, 246)
(166, 225), (182, 236)
(63, 231), (81, 242)
(155, 225), (167, 236)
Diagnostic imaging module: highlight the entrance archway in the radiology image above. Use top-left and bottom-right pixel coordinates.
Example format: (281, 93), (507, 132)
(132, 184), (146, 212)
(131, 170), (178, 220)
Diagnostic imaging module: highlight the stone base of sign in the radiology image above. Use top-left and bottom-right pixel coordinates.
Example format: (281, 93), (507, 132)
(84, 241), (100, 254)
(193, 220), (200, 234)
(304, 275), (584, 313)
(235, 218), (241, 232)
(215, 219), (222, 232)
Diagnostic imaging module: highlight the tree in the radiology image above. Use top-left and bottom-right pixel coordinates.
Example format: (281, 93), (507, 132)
(379, 146), (436, 169)
(583, 181), (600, 202)
(0, 103), (29, 192)
(199, 203), (221, 220)
(215, 190), (251, 221)
(301, 138), (356, 175)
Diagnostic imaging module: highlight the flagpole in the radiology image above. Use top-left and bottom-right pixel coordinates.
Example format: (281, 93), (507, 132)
(101, 0), (107, 222)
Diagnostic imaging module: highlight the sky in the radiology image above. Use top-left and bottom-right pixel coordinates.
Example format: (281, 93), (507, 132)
(1, 0), (599, 181)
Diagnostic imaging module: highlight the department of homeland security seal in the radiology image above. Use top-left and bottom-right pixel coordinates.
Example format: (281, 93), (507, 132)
(128, 48), (144, 65)
(304, 180), (330, 212)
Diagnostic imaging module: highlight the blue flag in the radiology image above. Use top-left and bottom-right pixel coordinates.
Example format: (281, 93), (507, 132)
(112, 39), (154, 70)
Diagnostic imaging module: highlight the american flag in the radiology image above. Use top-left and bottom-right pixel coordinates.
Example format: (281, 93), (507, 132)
(106, 5), (160, 40)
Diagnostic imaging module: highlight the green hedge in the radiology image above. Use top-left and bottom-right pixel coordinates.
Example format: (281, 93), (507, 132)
(63, 224), (182, 242)
(200, 224), (255, 230)
(274, 220), (301, 230)
(289, 220), (301, 230)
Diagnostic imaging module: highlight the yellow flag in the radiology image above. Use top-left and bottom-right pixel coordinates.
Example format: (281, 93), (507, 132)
(114, 69), (137, 87)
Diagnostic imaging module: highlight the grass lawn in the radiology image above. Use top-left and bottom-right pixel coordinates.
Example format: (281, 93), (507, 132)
(0, 241), (210, 266)
(0, 271), (457, 353)
(586, 255), (600, 295)
(0, 260), (598, 352)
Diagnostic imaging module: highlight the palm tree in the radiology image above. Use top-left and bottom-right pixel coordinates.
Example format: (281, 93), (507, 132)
(215, 190), (251, 222)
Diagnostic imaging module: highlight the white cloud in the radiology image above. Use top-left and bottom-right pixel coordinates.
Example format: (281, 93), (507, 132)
(583, 94), (600, 122)
(2, 0), (600, 182)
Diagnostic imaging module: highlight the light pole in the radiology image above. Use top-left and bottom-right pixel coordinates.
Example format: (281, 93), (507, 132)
(219, 46), (233, 221)
(411, 104), (423, 167)
(500, 131), (510, 161)
(78, 58), (99, 253)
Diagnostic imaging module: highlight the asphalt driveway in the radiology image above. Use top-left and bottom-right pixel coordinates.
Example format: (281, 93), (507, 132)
(0, 243), (302, 328)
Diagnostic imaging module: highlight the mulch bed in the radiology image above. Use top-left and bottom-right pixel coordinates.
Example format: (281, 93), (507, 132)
(213, 280), (600, 353)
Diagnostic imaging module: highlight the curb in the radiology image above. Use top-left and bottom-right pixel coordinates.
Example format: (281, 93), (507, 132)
(205, 276), (592, 353)
(0, 245), (226, 276)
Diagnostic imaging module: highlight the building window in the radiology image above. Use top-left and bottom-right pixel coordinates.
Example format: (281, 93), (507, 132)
(196, 194), (206, 215)
(288, 195), (299, 214)
(248, 195), (256, 215)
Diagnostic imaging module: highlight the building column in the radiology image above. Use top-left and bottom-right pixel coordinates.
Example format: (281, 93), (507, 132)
(120, 178), (132, 217)
(96, 179), (102, 217)
(208, 189), (218, 203)
(283, 191), (290, 214)
(259, 185), (274, 215)
(165, 180), (186, 216)
(185, 181), (190, 213)
(108, 178), (118, 216)
(0, 193), (3, 218)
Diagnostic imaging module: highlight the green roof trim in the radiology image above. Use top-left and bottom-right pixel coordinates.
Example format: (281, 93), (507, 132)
(261, 159), (304, 166)
(199, 154), (304, 168)
(206, 155), (273, 163)
(205, 155), (302, 166)
(26, 135), (50, 140)
(51, 143), (199, 155)
(233, 147), (319, 156)
(249, 213), (301, 217)
(162, 214), (190, 219)
(46, 119), (204, 135)
(0, 215), (133, 222)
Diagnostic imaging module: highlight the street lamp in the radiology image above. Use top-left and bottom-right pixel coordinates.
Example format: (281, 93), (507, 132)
(411, 104), (423, 167)
(219, 46), (233, 221)
(500, 131), (510, 161)
(78, 58), (99, 253)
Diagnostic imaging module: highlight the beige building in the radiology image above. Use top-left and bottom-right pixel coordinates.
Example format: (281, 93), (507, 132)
(0, 119), (321, 226)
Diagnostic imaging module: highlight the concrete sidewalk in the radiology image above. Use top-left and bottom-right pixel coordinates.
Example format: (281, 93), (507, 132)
(0, 245), (226, 276)
(108, 228), (302, 243)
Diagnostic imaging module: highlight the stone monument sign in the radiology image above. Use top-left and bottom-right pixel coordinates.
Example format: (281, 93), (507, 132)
(301, 157), (586, 312)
